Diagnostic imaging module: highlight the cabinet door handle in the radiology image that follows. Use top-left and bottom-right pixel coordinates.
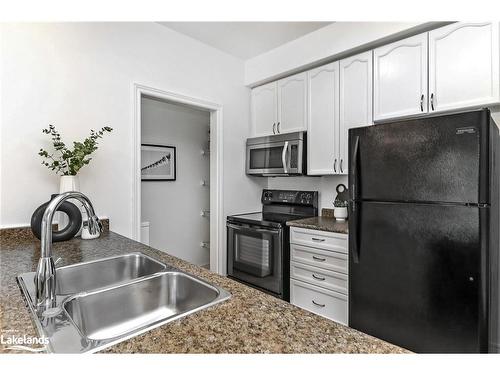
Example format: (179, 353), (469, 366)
(333, 158), (337, 173)
(312, 255), (326, 262)
(277, 122), (281, 133)
(312, 300), (326, 308)
(340, 159), (343, 173)
(272, 123), (276, 134)
(312, 237), (325, 242)
(420, 94), (424, 112)
(430, 93), (435, 111)
(312, 274), (326, 281)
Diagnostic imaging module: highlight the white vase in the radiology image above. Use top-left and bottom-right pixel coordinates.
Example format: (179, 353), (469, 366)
(59, 175), (83, 235)
(334, 207), (348, 221)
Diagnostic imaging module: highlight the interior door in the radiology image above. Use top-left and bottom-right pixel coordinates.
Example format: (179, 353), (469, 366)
(251, 82), (277, 137)
(339, 51), (373, 175)
(429, 22), (500, 113)
(373, 33), (428, 121)
(349, 201), (485, 353)
(307, 62), (340, 175)
(277, 72), (308, 134)
(349, 110), (488, 204)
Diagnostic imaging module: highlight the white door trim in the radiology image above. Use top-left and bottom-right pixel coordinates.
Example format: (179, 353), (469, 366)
(132, 83), (224, 274)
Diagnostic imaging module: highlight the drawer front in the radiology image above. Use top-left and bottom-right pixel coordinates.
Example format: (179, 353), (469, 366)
(291, 243), (348, 274)
(290, 226), (348, 253)
(291, 261), (348, 294)
(290, 279), (348, 325)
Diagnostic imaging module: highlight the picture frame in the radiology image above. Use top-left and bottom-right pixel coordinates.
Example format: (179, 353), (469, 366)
(141, 144), (176, 181)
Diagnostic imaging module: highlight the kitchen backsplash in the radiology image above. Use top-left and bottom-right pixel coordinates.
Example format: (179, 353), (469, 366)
(267, 175), (348, 211)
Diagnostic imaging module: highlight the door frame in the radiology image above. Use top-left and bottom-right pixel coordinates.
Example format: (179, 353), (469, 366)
(132, 83), (224, 274)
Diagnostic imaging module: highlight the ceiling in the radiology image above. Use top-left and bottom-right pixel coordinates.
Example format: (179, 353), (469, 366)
(159, 22), (333, 59)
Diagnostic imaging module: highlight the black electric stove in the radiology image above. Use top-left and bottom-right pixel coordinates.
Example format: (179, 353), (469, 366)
(227, 189), (318, 301)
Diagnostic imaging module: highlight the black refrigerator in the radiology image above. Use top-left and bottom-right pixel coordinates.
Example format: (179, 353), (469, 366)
(348, 109), (500, 353)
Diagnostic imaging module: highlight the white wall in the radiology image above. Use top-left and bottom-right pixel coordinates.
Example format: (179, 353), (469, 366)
(0, 23), (266, 239)
(141, 97), (210, 266)
(244, 22), (445, 86)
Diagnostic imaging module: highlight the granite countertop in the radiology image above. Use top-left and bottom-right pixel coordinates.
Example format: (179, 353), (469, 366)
(287, 208), (349, 234)
(0, 228), (405, 353)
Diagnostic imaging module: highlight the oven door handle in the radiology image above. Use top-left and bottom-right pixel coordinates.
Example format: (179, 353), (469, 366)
(282, 141), (289, 174)
(227, 223), (281, 235)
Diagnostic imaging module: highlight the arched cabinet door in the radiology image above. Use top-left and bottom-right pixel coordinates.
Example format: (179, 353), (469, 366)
(428, 22), (500, 114)
(339, 51), (373, 175)
(251, 82), (277, 137)
(277, 72), (308, 134)
(307, 62), (340, 176)
(373, 33), (428, 122)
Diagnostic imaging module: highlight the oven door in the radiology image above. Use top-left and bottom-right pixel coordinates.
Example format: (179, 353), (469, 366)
(227, 222), (282, 295)
(246, 140), (302, 175)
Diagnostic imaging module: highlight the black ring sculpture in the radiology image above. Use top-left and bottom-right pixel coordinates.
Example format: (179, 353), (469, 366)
(31, 194), (82, 242)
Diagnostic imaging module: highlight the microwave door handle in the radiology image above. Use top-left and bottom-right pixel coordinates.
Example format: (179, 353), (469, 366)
(282, 141), (289, 174)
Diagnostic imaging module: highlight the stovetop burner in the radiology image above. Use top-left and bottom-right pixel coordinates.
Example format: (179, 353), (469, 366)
(227, 189), (318, 228)
(227, 211), (313, 228)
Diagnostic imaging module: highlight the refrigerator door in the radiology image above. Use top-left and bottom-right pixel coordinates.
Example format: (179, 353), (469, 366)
(349, 109), (490, 204)
(348, 201), (488, 353)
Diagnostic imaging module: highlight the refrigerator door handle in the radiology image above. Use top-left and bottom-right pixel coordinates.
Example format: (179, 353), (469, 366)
(350, 200), (360, 264)
(350, 135), (360, 263)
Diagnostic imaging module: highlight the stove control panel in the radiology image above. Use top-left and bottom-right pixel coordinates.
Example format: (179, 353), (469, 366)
(262, 189), (318, 207)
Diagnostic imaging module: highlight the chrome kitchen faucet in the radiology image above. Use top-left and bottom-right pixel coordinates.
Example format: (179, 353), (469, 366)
(35, 191), (101, 309)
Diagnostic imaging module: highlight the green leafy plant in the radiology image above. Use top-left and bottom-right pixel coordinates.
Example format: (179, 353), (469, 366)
(38, 124), (113, 176)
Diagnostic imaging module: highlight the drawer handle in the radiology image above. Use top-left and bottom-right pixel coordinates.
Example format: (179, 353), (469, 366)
(312, 256), (326, 262)
(312, 238), (325, 242)
(312, 300), (326, 308)
(312, 274), (326, 281)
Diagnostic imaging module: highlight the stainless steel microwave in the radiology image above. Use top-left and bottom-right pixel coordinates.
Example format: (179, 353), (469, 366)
(246, 132), (306, 176)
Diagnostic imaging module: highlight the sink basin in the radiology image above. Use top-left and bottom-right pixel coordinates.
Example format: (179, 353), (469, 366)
(16, 253), (230, 353)
(64, 272), (221, 341)
(55, 253), (166, 295)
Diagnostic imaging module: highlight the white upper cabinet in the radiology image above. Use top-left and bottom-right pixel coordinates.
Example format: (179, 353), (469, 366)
(307, 62), (340, 175)
(251, 73), (307, 137)
(373, 33), (428, 122)
(251, 82), (277, 137)
(339, 51), (373, 174)
(277, 72), (308, 134)
(429, 22), (500, 113)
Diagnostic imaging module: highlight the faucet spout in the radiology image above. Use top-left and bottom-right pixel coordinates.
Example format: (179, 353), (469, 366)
(35, 191), (101, 309)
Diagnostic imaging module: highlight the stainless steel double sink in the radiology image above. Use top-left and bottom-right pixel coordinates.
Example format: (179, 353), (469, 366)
(17, 253), (231, 353)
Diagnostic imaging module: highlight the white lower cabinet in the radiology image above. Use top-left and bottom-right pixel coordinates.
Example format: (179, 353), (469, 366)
(290, 261), (348, 295)
(291, 243), (348, 274)
(289, 226), (348, 325)
(290, 279), (348, 324)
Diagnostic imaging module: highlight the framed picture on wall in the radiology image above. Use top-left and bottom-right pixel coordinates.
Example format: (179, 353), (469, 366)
(141, 144), (176, 181)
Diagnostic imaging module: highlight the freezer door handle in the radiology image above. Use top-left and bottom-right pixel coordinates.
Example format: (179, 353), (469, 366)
(350, 135), (360, 263)
(351, 136), (360, 200)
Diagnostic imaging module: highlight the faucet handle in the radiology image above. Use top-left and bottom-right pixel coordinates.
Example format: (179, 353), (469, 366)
(54, 257), (63, 266)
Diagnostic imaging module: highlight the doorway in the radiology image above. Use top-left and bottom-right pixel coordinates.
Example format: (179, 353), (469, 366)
(132, 84), (223, 273)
